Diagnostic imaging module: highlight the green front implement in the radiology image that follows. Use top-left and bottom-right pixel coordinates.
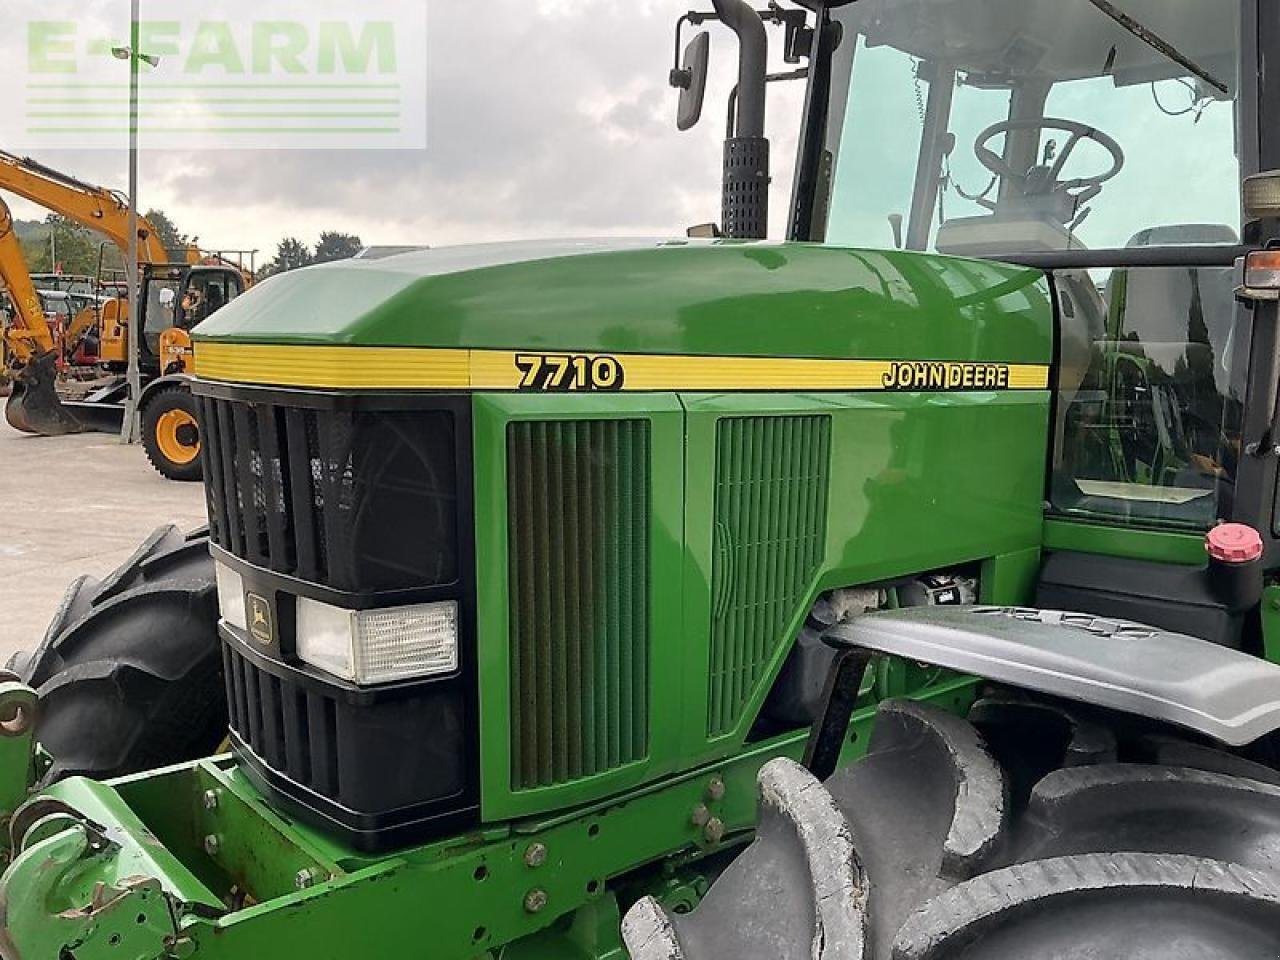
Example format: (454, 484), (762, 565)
(0, 674), (981, 960)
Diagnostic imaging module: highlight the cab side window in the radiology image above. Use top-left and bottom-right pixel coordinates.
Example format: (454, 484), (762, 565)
(179, 272), (242, 328)
(1051, 262), (1243, 529)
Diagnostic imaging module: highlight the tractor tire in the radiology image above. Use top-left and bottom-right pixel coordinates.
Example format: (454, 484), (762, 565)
(623, 696), (1280, 960)
(10, 525), (225, 783)
(140, 384), (204, 482)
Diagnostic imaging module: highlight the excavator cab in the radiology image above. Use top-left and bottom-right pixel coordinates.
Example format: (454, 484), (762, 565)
(141, 264), (245, 375)
(6, 261), (246, 445)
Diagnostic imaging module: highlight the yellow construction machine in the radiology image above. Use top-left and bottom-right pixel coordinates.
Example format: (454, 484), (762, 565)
(0, 150), (252, 480)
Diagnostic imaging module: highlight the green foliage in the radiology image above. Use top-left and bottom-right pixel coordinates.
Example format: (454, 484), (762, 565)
(259, 237), (313, 279)
(313, 231), (364, 264)
(258, 231), (363, 279)
(142, 208), (190, 257)
(19, 215), (123, 278)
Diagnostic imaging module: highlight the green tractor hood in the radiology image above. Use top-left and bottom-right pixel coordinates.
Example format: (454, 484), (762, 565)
(193, 239), (1052, 391)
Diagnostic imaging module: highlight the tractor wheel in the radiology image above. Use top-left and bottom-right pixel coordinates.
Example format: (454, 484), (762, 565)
(140, 384), (204, 482)
(10, 524), (225, 783)
(623, 696), (1280, 960)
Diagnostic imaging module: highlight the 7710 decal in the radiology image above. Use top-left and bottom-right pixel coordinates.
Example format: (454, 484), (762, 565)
(514, 353), (625, 392)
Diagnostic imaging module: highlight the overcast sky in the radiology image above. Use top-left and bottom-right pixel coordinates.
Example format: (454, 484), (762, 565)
(3, 1), (807, 262)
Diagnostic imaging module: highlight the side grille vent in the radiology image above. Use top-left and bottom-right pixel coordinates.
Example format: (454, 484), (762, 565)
(708, 416), (831, 737)
(507, 420), (650, 789)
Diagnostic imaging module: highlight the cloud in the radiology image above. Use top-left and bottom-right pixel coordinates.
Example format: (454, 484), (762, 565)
(1, 0), (809, 259)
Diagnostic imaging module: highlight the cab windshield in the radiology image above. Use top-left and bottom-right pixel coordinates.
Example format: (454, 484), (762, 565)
(824, 0), (1245, 529)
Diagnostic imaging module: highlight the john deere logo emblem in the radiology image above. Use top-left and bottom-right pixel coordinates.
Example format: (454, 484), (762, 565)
(248, 594), (273, 645)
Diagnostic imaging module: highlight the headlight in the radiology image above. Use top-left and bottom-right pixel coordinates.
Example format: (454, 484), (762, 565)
(295, 598), (459, 685)
(214, 561), (247, 631)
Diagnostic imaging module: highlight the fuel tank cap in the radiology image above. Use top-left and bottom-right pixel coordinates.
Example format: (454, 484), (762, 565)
(1206, 523), (1263, 564)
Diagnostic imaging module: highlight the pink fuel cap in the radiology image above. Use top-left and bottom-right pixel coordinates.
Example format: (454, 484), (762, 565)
(1206, 523), (1264, 564)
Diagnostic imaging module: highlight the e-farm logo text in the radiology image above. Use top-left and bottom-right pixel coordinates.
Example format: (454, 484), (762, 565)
(13, 1), (426, 150)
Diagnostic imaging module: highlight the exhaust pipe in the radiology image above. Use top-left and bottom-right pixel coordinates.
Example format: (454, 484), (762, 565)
(713, 0), (770, 239)
(4, 352), (86, 436)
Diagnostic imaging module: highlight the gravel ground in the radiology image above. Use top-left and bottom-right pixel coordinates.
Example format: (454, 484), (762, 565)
(0, 420), (207, 662)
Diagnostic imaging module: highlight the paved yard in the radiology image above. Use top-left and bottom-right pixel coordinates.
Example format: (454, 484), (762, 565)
(0, 421), (207, 662)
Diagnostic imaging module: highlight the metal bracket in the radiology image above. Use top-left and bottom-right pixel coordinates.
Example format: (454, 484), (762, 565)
(802, 645), (874, 781)
(0, 679), (39, 837)
(0, 825), (180, 960)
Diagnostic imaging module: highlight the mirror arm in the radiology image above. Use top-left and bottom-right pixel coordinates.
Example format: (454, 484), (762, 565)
(671, 12), (715, 88)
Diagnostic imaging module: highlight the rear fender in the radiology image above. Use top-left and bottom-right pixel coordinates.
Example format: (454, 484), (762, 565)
(824, 606), (1280, 746)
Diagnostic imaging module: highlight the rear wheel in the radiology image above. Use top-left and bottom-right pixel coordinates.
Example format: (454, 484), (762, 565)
(140, 384), (203, 482)
(11, 525), (225, 783)
(623, 696), (1280, 960)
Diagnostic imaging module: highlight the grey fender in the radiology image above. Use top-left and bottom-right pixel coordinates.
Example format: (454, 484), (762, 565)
(825, 606), (1280, 747)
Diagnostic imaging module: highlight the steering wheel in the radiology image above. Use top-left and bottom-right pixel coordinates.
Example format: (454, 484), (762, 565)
(974, 118), (1125, 200)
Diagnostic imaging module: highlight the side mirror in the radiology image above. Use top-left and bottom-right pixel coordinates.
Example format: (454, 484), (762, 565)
(671, 31), (710, 132)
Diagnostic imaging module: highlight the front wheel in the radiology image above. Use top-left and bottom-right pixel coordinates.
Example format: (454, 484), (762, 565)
(140, 384), (204, 482)
(9, 524), (225, 783)
(624, 696), (1280, 960)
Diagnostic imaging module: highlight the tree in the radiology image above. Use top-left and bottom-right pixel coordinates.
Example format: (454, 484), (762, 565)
(259, 237), (313, 279)
(143, 208), (190, 258)
(21, 215), (121, 277)
(313, 231), (363, 264)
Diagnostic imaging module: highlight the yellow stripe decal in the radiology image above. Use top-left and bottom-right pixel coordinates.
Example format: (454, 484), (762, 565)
(194, 342), (1050, 392)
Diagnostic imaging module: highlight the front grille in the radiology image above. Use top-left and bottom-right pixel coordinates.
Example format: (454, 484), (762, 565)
(708, 416), (831, 736)
(507, 420), (650, 789)
(223, 642), (340, 795)
(223, 640), (469, 816)
(198, 396), (458, 593)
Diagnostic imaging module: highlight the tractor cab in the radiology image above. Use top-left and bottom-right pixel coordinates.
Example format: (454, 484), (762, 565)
(810, 0), (1271, 562)
(827, 0), (1238, 257)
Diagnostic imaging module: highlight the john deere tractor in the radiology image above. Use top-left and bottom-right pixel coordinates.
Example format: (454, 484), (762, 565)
(5, 0), (1280, 957)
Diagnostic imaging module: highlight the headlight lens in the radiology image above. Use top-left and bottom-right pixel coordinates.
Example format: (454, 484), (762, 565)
(214, 561), (247, 631)
(295, 598), (459, 685)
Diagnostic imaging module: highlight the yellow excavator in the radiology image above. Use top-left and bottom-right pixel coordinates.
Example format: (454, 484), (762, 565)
(0, 150), (252, 480)
(0, 200), (60, 392)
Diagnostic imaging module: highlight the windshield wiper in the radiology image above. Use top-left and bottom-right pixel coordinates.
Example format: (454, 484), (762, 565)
(1086, 0), (1229, 96)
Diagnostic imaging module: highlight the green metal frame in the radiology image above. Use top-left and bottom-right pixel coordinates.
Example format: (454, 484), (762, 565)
(1042, 518), (1207, 565)
(0, 674), (984, 960)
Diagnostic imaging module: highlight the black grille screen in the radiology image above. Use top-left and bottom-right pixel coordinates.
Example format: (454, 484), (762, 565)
(199, 396), (458, 592)
(223, 642), (467, 814)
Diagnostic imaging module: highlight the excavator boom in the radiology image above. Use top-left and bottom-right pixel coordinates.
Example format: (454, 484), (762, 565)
(0, 198), (54, 359)
(0, 197), (85, 436)
(0, 150), (193, 266)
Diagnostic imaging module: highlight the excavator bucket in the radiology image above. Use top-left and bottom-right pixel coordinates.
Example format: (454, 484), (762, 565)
(4, 352), (86, 436)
